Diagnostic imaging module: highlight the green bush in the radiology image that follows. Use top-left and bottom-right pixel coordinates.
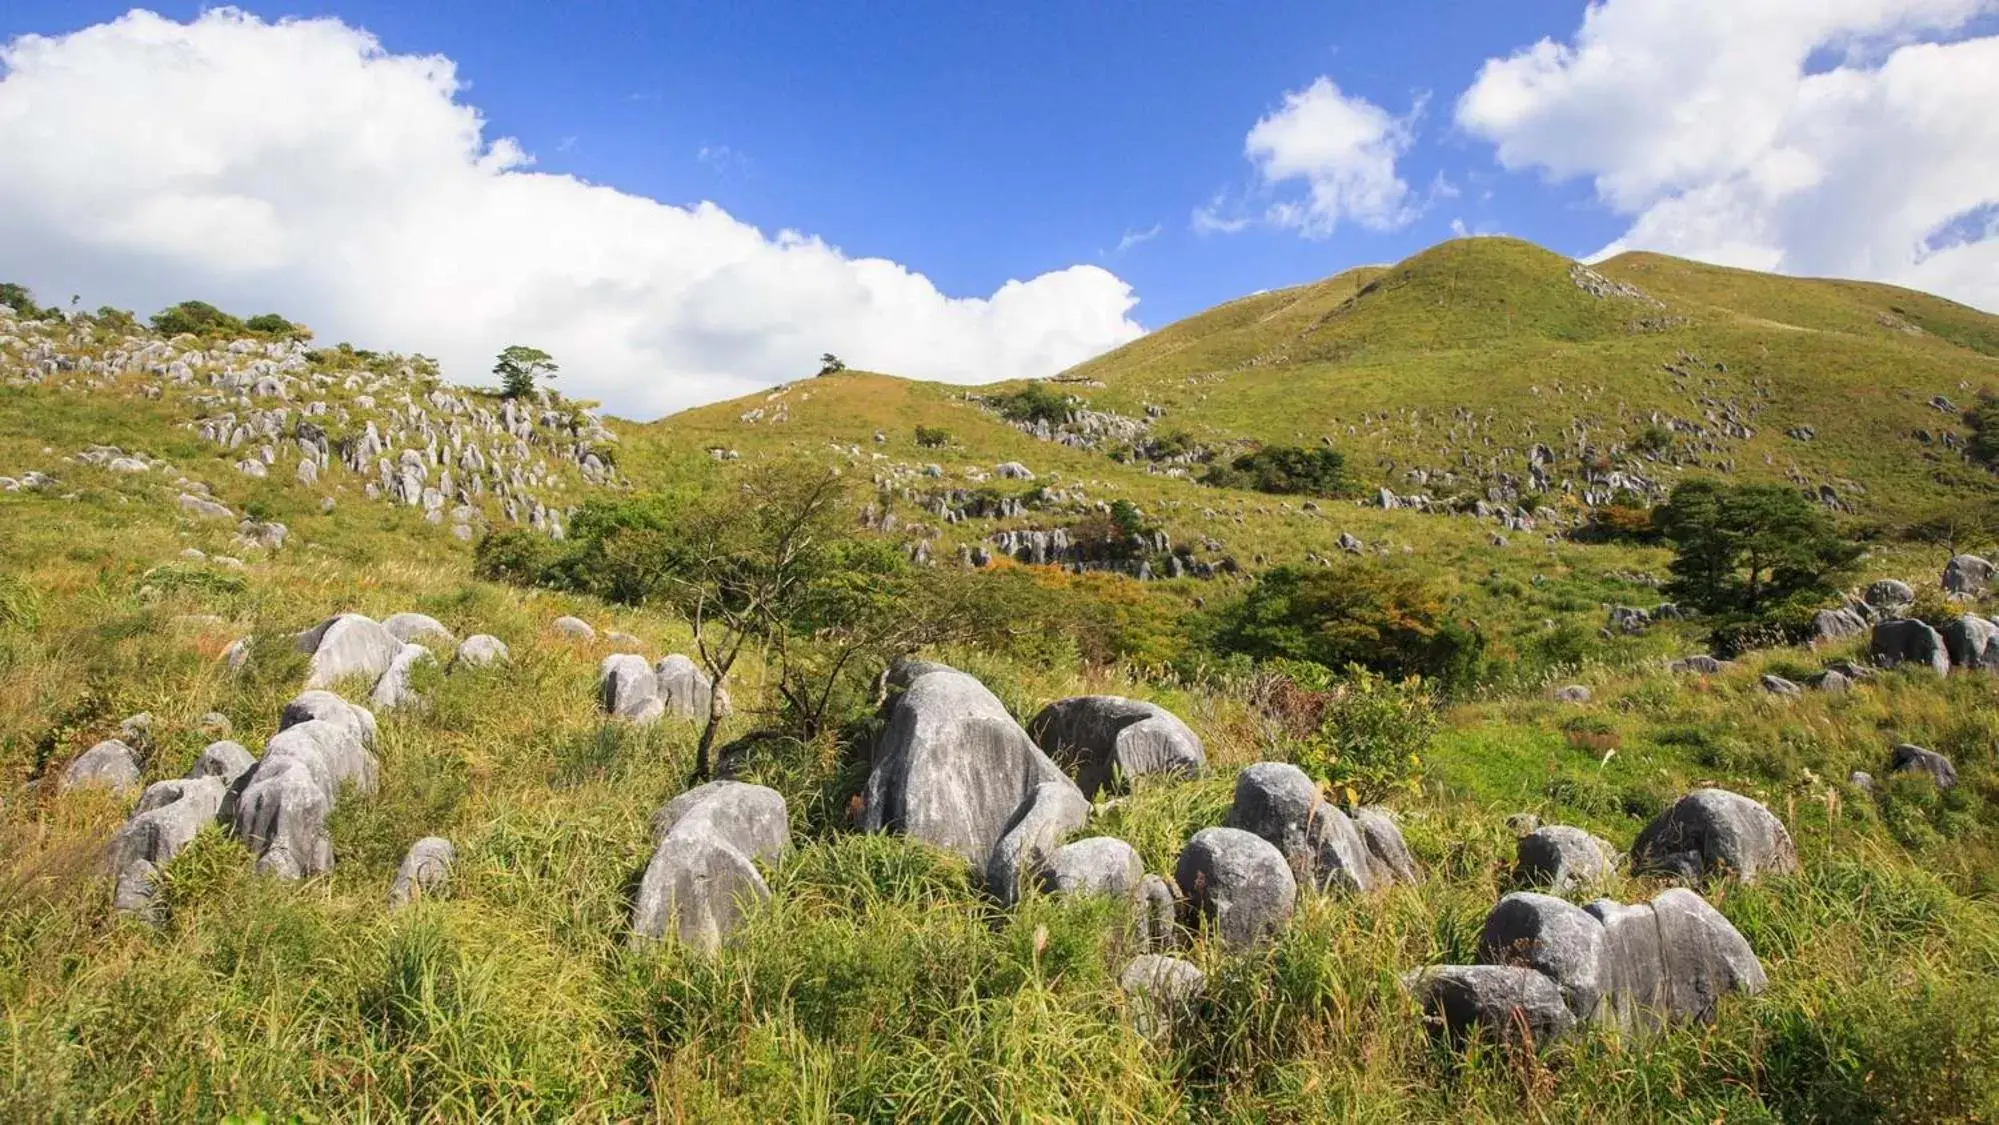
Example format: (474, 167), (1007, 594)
(471, 529), (565, 587)
(988, 383), (1071, 426)
(1199, 444), (1348, 497)
(150, 300), (245, 338)
(913, 425), (953, 448)
(1290, 667), (1437, 803)
(1208, 561), (1486, 691)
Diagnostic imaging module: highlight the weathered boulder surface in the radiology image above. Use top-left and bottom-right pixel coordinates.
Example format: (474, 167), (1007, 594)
(1222, 762), (1414, 892)
(1586, 889), (1767, 1032)
(1042, 835), (1144, 899)
(1631, 788), (1797, 884)
(1027, 696), (1207, 799)
(1405, 965), (1575, 1046)
(1865, 579), (1915, 611)
(1175, 826), (1296, 950)
(1944, 554), (1994, 598)
(1810, 607), (1868, 644)
(190, 740), (257, 786)
(1870, 619), (1949, 677)
(110, 775), (229, 913)
(987, 781), (1091, 905)
(370, 643), (435, 711)
(1553, 684), (1591, 703)
(232, 695), (381, 879)
(631, 781), (789, 952)
(861, 663), (1085, 892)
(299, 613), (404, 691)
(1892, 743), (1958, 789)
(1943, 615), (1999, 671)
(455, 634), (510, 668)
(1760, 674), (1802, 697)
(388, 836), (455, 908)
(1479, 892), (1606, 1019)
(656, 653), (727, 719)
(1669, 654), (1733, 675)
(552, 615), (595, 641)
(1516, 825), (1618, 893)
(381, 612), (453, 646)
(599, 653), (664, 723)
(1120, 954), (1206, 1039)
(63, 739), (141, 794)
(1136, 873), (1181, 952)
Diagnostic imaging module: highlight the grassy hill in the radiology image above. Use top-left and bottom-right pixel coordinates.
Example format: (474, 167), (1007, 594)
(2, 248), (1999, 1120)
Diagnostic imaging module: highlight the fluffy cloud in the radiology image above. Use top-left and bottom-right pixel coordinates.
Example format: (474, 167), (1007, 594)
(1457, 0), (1999, 311)
(0, 10), (1143, 418)
(1241, 78), (1419, 237)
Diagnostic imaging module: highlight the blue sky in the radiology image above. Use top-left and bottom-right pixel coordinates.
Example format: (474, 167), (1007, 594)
(2, 3), (1995, 416)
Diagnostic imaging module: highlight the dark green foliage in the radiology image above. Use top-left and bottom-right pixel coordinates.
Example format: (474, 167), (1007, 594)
(817, 352), (847, 376)
(494, 345), (558, 399)
(988, 382), (1072, 426)
(1655, 479), (1863, 617)
(244, 313), (306, 338)
(913, 425), (952, 448)
(149, 300), (244, 338)
(1199, 444), (1348, 497)
(1290, 667), (1438, 802)
(1208, 561), (1486, 689)
(1967, 391), (1999, 468)
(471, 529), (565, 587)
(2, 282), (48, 319)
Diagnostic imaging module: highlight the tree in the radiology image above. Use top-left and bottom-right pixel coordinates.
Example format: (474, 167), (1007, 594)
(1200, 445), (1348, 497)
(1654, 480), (1863, 617)
(494, 345), (558, 398)
(1209, 560), (1486, 690)
(151, 300), (244, 337)
(817, 353), (847, 376)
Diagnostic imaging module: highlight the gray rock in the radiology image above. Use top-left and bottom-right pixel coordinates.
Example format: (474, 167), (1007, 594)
(454, 634), (510, 668)
(599, 653), (664, 723)
(1870, 618), (1950, 676)
(1943, 615), (1999, 671)
(1175, 826), (1296, 949)
(62, 739), (141, 794)
(1669, 654), (1731, 675)
(1759, 674), (1802, 698)
(1553, 684), (1591, 703)
(381, 612), (453, 646)
(1943, 554), (1994, 598)
(1042, 835), (1144, 899)
(552, 615), (595, 641)
(1631, 788), (1798, 884)
(231, 695), (381, 879)
(198, 711), (232, 736)
(1027, 695), (1207, 799)
(222, 636), (253, 673)
(1222, 762), (1383, 892)
(1849, 770), (1875, 791)
(632, 781), (789, 952)
(1136, 873), (1181, 951)
(1478, 891), (1605, 1019)
(987, 781), (1092, 906)
(1608, 606), (1651, 634)
(190, 740), (256, 786)
(1811, 607), (1868, 643)
(299, 613), (404, 692)
(1352, 806), (1421, 885)
(277, 689), (379, 749)
(656, 653), (727, 719)
(388, 836), (455, 908)
(109, 774), (228, 914)
(861, 664), (1084, 890)
(1586, 888), (1767, 1033)
(1119, 954), (1205, 1040)
(1891, 743), (1958, 789)
(1806, 669), (1852, 693)
(1516, 825), (1617, 893)
(1404, 965), (1575, 1047)
(178, 492), (233, 519)
(1864, 579), (1915, 611)
(369, 643), (435, 711)
(604, 630), (645, 652)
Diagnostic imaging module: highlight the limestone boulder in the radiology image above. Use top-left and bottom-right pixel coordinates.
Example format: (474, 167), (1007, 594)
(1119, 954), (1206, 1040)
(1586, 889), (1767, 1032)
(860, 663), (1084, 892)
(109, 775), (228, 914)
(1027, 695), (1207, 799)
(1042, 835), (1145, 900)
(656, 653), (727, 719)
(600, 653), (664, 723)
(388, 836), (456, 908)
(1943, 554), (1994, 598)
(1870, 619), (1950, 677)
(1175, 826), (1295, 950)
(1631, 788), (1797, 884)
(1478, 892), (1606, 1019)
(1515, 825), (1618, 893)
(370, 643), (435, 711)
(1405, 965), (1575, 1047)
(299, 613), (404, 692)
(632, 781), (789, 952)
(1891, 743), (1958, 789)
(1943, 615), (1999, 671)
(381, 612), (454, 646)
(63, 739), (141, 795)
(455, 634), (510, 668)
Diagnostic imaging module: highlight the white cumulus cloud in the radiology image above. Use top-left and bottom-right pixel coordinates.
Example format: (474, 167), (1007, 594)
(1241, 77), (1420, 237)
(1456, 0), (1999, 312)
(0, 9), (1144, 417)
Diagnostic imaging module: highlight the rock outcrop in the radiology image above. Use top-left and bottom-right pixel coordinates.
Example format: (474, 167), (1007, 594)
(389, 836), (456, 908)
(1175, 826), (1295, 950)
(1515, 825), (1618, 893)
(1027, 695), (1207, 799)
(1891, 743), (1958, 789)
(1870, 619), (1950, 677)
(62, 739), (141, 794)
(861, 662), (1086, 895)
(299, 613), (405, 692)
(231, 693), (381, 879)
(631, 781), (789, 952)
(1630, 788), (1797, 884)
(1222, 762), (1415, 892)
(600, 653), (664, 723)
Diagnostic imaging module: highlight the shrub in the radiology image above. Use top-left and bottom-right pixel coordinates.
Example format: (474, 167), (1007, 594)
(472, 529), (564, 586)
(1199, 445), (1348, 497)
(913, 425), (953, 448)
(1290, 668), (1437, 803)
(1208, 561), (1486, 691)
(150, 300), (244, 338)
(988, 383), (1071, 426)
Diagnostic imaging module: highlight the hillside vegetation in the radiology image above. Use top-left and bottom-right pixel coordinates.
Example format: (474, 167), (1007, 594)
(3, 241), (1999, 1122)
